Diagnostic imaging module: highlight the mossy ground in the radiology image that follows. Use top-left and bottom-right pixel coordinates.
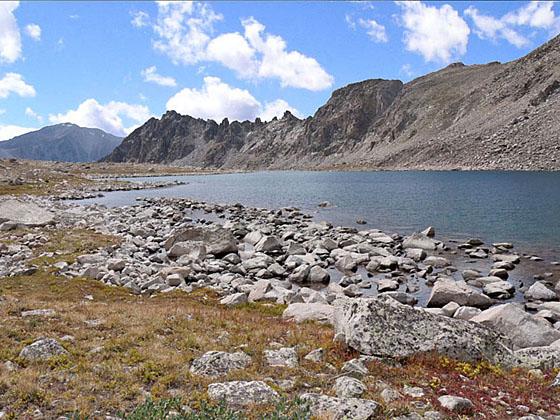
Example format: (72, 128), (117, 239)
(0, 228), (559, 418)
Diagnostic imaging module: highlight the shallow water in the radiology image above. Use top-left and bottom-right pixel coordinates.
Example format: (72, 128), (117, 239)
(78, 171), (560, 256)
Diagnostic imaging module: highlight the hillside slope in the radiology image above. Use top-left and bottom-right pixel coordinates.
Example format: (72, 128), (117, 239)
(104, 35), (560, 170)
(0, 124), (122, 163)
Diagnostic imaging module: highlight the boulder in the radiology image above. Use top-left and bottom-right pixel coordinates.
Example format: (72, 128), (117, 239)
(333, 376), (367, 398)
(427, 280), (492, 308)
(164, 226), (237, 256)
(424, 256), (451, 268)
(282, 303), (334, 324)
(483, 280), (514, 299)
(168, 241), (207, 260)
(524, 282), (557, 301)
(264, 347), (298, 368)
(333, 296), (514, 364)
(254, 236), (282, 253)
(220, 293), (247, 306)
(471, 303), (560, 349)
(248, 279), (272, 302)
(307, 265), (330, 283)
(207, 381), (278, 406)
(0, 199), (54, 227)
(19, 338), (68, 361)
(438, 395), (474, 414)
(453, 306), (482, 320)
(514, 346), (560, 370)
(402, 233), (436, 251)
(300, 393), (380, 420)
(190, 351), (251, 377)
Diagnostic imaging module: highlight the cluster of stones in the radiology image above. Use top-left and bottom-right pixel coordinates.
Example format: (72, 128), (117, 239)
(2, 195), (560, 417)
(54, 179), (185, 200)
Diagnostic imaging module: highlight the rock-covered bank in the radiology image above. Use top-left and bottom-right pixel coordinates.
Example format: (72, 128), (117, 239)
(1, 195), (560, 418)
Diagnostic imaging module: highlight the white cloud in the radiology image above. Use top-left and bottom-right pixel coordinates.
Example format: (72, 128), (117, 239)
(400, 63), (414, 78)
(48, 99), (152, 137)
(465, 2), (560, 48)
(25, 106), (43, 122)
(141, 65), (177, 87)
(347, 14), (388, 43)
(358, 18), (388, 43)
(259, 99), (301, 121)
(131, 10), (149, 28)
(240, 18), (333, 90)
(503, 1), (558, 29)
(206, 32), (258, 78)
(24, 23), (41, 41)
(0, 124), (36, 141)
(153, 1), (222, 65)
(143, 3), (332, 90)
(0, 1), (22, 64)
(396, 1), (470, 63)
(0, 72), (36, 98)
(166, 76), (300, 122)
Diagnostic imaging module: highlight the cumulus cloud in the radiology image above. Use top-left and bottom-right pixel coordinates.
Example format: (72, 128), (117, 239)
(24, 23), (41, 41)
(141, 66), (177, 87)
(0, 124), (36, 141)
(465, 2), (560, 48)
(346, 14), (388, 43)
(259, 99), (301, 121)
(25, 106), (43, 122)
(153, 1), (221, 65)
(0, 1), (22, 63)
(48, 99), (152, 137)
(131, 10), (149, 28)
(0, 72), (36, 98)
(139, 2), (332, 90)
(396, 1), (470, 63)
(166, 76), (300, 122)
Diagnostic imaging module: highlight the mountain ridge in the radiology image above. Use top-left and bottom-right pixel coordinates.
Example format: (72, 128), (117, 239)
(0, 124), (123, 163)
(104, 34), (560, 170)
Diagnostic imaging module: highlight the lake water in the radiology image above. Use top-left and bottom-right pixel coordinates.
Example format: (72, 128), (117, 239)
(78, 171), (560, 256)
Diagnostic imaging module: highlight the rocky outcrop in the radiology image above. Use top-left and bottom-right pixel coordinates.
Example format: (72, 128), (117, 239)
(0, 199), (54, 227)
(104, 35), (560, 170)
(333, 296), (514, 365)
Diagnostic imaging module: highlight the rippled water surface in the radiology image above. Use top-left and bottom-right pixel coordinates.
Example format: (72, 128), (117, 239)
(78, 171), (560, 254)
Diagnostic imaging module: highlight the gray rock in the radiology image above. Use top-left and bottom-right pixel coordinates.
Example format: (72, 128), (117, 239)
(0, 199), (54, 227)
(421, 226), (435, 237)
(190, 351), (251, 377)
(21, 309), (56, 318)
(441, 302), (460, 317)
(254, 236), (282, 253)
(403, 233), (436, 251)
(334, 376), (367, 398)
(219, 293), (247, 306)
(307, 265), (330, 283)
(165, 226), (237, 257)
(525, 282), (557, 301)
(264, 347), (298, 368)
(304, 348), (324, 363)
(471, 303), (560, 349)
(168, 241), (207, 260)
(300, 393), (380, 420)
(333, 296), (514, 364)
(438, 395), (474, 413)
(483, 280), (514, 299)
(427, 280), (492, 308)
(282, 303), (334, 324)
(406, 248), (426, 262)
(403, 385), (424, 398)
(207, 380), (278, 406)
(453, 306), (482, 320)
(424, 256), (451, 268)
(19, 338), (68, 361)
(514, 346), (560, 369)
(248, 279), (272, 302)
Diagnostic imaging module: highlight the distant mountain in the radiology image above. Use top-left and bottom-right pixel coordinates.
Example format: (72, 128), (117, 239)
(105, 34), (560, 170)
(0, 123), (122, 163)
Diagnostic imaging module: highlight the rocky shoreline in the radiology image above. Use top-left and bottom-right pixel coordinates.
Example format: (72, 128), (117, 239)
(2, 192), (560, 418)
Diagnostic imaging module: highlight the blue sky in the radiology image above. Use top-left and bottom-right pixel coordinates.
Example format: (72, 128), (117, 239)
(1, 1), (559, 140)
